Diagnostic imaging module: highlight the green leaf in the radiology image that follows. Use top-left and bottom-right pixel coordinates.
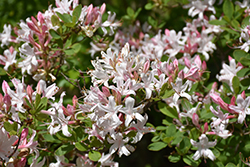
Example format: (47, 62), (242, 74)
(35, 93), (41, 108)
(237, 68), (250, 77)
(158, 102), (178, 119)
(177, 137), (191, 154)
(0, 67), (7, 75)
(168, 154), (181, 163)
(71, 43), (81, 53)
(232, 76), (240, 94)
(231, 19), (240, 30)
(36, 97), (47, 112)
(215, 161), (225, 167)
(42, 134), (61, 143)
(241, 78), (250, 89)
(242, 16), (250, 27)
(209, 19), (227, 26)
(223, 0), (234, 19)
(162, 117), (173, 126)
(145, 3), (155, 10)
(190, 128), (200, 140)
(88, 151), (101, 161)
(233, 50), (249, 62)
(148, 142), (167, 151)
(134, 8), (142, 18)
(127, 7), (134, 17)
(24, 97), (33, 109)
(163, 0), (170, 5)
(90, 137), (103, 148)
(165, 124), (176, 137)
(162, 137), (174, 144)
(72, 5), (82, 23)
(183, 154), (201, 167)
(225, 163), (236, 167)
(171, 131), (184, 146)
(162, 89), (175, 99)
(148, 16), (157, 28)
(211, 148), (220, 158)
(51, 15), (60, 27)
(49, 29), (61, 39)
(156, 126), (167, 131)
(239, 57), (250, 66)
(55, 144), (74, 156)
(4, 122), (18, 135)
(56, 12), (72, 23)
(75, 142), (88, 151)
(151, 135), (161, 142)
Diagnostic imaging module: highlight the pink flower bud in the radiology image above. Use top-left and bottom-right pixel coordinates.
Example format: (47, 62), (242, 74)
(241, 91), (246, 99)
(228, 55), (233, 62)
(194, 55), (202, 67)
(102, 86), (110, 97)
(203, 122), (208, 134)
(192, 113), (200, 128)
(202, 61), (207, 71)
(9, 46), (15, 54)
(0, 94), (3, 111)
(66, 104), (75, 116)
(184, 57), (191, 68)
(26, 85), (33, 100)
(210, 93), (229, 111)
(72, 95), (78, 108)
(230, 96), (236, 105)
(2, 80), (10, 94)
(173, 59), (178, 68)
(37, 12), (45, 25)
(165, 29), (170, 36)
(100, 3), (106, 15)
(3, 94), (11, 111)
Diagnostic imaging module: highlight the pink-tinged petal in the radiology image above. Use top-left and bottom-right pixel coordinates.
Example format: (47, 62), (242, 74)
(192, 113), (200, 128)
(100, 3), (106, 15)
(202, 61), (207, 71)
(37, 12), (44, 25)
(203, 122), (208, 133)
(165, 29), (170, 36)
(2, 80), (10, 94)
(184, 57), (191, 68)
(210, 93), (229, 111)
(178, 70), (184, 79)
(194, 55), (202, 67)
(241, 91), (246, 99)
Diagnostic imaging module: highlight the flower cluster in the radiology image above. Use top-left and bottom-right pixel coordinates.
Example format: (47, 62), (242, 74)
(1, 0), (250, 166)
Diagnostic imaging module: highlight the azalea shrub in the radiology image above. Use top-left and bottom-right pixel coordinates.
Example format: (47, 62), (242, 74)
(1, 0), (250, 166)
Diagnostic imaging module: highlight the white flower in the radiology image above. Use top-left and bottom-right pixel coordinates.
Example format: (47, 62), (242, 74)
(171, 77), (192, 104)
(18, 43), (38, 75)
(190, 134), (217, 161)
(120, 96), (144, 127)
(41, 92), (72, 137)
(184, 0), (216, 19)
(107, 133), (135, 157)
(229, 94), (250, 124)
(0, 47), (17, 71)
(216, 57), (242, 91)
(0, 127), (18, 162)
(0, 24), (12, 47)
